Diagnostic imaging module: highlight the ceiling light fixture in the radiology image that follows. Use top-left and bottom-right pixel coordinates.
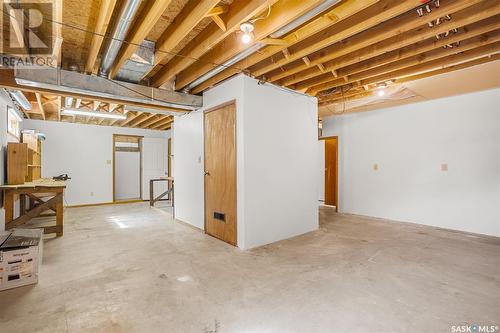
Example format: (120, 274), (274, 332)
(376, 83), (387, 97)
(182, 0), (341, 91)
(61, 108), (127, 120)
(240, 22), (255, 44)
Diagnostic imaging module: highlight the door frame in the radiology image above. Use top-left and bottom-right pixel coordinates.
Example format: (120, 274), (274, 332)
(112, 134), (144, 203)
(203, 100), (237, 246)
(319, 136), (339, 212)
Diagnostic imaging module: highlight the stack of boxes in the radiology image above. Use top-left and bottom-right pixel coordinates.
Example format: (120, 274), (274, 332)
(0, 228), (43, 291)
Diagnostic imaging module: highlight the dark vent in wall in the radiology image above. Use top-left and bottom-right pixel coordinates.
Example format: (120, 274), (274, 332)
(213, 212), (225, 222)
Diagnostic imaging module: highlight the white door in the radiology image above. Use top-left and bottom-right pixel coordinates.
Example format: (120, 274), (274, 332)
(115, 151), (141, 200)
(142, 137), (168, 200)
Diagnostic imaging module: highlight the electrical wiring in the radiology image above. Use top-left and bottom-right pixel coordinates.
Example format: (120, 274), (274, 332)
(249, 5), (272, 23)
(0, 6), (316, 105)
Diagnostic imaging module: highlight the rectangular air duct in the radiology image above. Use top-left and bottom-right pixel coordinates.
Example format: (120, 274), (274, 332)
(14, 66), (202, 111)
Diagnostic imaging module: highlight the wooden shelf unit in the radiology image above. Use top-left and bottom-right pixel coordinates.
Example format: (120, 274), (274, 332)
(23, 132), (42, 182)
(6, 132), (43, 185)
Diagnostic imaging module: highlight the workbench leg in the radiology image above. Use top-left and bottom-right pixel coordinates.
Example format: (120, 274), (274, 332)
(171, 183), (175, 219)
(55, 195), (63, 237)
(20, 194), (26, 215)
(4, 192), (14, 224)
(150, 179), (154, 207)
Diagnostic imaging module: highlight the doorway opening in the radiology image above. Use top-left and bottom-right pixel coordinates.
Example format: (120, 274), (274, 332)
(113, 134), (143, 203)
(320, 136), (338, 212)
(204, 101), (237, 246)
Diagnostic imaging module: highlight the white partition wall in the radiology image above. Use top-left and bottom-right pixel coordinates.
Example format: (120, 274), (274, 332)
(321, 88), (500, 237)
(174, 74), (319, 249)
(142, 137), (168, 201)
(22, 119), (170, 206)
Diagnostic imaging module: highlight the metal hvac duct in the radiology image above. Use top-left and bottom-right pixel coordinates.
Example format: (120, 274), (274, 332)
(182, 0), (342, 91)
(14, 66), (202, 111)
(270, 0), (341, 38)
(99, 0), (143, 78)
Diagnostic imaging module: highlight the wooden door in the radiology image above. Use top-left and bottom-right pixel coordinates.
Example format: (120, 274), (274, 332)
(324, 137), (338, 209)
(204, 102), (237, 246)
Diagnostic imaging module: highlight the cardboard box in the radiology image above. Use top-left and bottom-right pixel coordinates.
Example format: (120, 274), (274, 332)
(0, 228), (43, 291)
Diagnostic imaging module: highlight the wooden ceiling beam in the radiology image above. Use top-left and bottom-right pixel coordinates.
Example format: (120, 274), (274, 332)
(120, 112), (142, 127)
(56, 96), (61, 121)
(148, 0), (280, 86)
(134, 113), (158, 127)
(52, 0), (63, 68)
(147, 115), (171, 128)
(263, 0), (487, 83)
(287, 15), (500, 88)
(142, 0), (220, 82)
(85, 0), (118, 74)
(189, 0), (382, 93)
(158, 123), (173, 131)
(35, 93), (46, 120)
(206, 6), (229, 17)
(320, 54), (500, 113)
(150, 117), (174, 129)
(319, 88), (366, 105)
(211, 14), (228, 32)
(109, 0), (174, 79)
(108, 107), (126, 126)
(395, 53), (500, 84)
(174, 0), (327, 91)
(311, 41), (500, 95)
(207, 5), (229, 31)
(295, 23), (500, 91)
(140, 115), (164, 128)
(128, 113), (149, 127)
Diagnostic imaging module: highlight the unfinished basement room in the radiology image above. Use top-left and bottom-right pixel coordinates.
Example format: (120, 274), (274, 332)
(0, 0), (499, 332)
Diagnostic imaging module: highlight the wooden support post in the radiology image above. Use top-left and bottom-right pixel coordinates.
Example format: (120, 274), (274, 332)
(55, 194), (63, 236)
(19, 194), (26, 215)
(4, 192), (14, 223)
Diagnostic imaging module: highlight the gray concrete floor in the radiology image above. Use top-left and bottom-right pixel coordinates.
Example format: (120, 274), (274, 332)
(0, 203), (499, 333)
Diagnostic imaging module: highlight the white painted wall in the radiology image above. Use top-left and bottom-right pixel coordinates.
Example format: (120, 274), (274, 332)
(321, 88), (500, 237)
(142, 137), (168, 201)
(241, 77), (318, 248)
(22, 119), (170, 206)
(114, 151), (141, 200)
(172, 111), (205, 230)
(174, 74), (319, 249)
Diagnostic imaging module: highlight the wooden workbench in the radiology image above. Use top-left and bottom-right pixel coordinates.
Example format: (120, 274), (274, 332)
(1, 179), (66, 236)
(149, 177), (174, 214)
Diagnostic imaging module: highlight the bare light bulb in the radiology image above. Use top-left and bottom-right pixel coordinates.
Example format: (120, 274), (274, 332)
(241, 33), (252, 44)
(377, 89), (385, 97)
